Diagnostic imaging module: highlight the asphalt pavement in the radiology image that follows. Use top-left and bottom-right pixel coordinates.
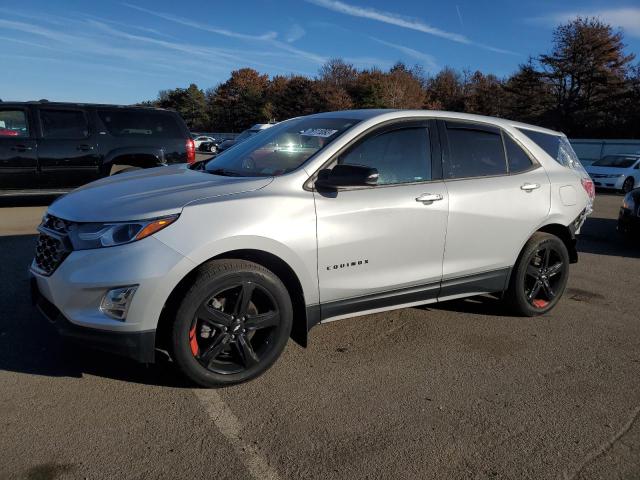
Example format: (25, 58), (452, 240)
(0, 192), (638, 480)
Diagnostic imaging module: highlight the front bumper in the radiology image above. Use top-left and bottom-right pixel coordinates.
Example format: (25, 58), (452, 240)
(618, 207), (640, 235)
(29, 235), (196, 362)
(32, 278), (156, 363)
(591, 176), (625, 190)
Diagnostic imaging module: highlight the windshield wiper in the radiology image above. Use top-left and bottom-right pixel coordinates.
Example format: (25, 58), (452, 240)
(207, 168), (245, 177)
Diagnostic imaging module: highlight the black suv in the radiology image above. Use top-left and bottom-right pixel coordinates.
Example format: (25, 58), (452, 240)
(0, 101), (195, 194)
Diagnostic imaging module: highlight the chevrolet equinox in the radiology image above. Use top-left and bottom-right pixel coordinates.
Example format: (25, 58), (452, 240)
(30, 110), (594, 387)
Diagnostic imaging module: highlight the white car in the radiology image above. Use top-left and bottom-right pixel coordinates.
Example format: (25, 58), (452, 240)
(193, 135), (216, 148)
(585, 154), (640, 193)
(30, 110), (594, 387)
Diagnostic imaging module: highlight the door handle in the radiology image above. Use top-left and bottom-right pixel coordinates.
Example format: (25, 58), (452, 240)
(11, 145), (33, 152)
(77, 144), (94, 151)
(520, 183), (540, 191)
(416, 193), (444, 203)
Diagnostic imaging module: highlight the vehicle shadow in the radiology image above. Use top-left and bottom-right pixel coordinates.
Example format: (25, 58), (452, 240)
(0, 234), (191, 388)
(425, 294), (513, 317)
(578, 217), (640, 259)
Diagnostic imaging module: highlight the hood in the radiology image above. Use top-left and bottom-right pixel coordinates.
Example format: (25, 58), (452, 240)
(48, 164), (272, 222)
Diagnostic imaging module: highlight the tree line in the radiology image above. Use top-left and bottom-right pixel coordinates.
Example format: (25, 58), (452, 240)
(146, 18), (640, 139)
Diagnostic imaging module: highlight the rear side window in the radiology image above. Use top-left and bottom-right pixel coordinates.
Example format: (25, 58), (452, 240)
(98, 109), (183, 138)
(445, 124), (506, 179)
(0, 109), (29, 137)
(504, 135), (533, 173)
(40, 109), (88, 138)
(518, 129), (559, 158)
(339, 127), (431, 185)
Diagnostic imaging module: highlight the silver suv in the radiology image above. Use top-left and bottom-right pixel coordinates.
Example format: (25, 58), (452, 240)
(30, 110), (594, 387)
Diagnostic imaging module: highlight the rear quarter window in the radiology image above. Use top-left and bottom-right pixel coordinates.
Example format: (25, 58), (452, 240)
(98, 109), (184, 138)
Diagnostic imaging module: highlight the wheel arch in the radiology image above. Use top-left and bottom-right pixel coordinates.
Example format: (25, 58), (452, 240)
(536, 223), (578, 264)
(156, 248), (310, 354)
(103, 148), (165, 175)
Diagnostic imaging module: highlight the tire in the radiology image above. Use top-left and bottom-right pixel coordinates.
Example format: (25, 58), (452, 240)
(504, 232), (570, 316)
(171, 259), (292, 387)
(209, 145), (217, 153)
(622, 177), (634, 194)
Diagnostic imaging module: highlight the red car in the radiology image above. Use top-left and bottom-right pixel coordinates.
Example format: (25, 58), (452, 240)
(0, 128), (19, 136)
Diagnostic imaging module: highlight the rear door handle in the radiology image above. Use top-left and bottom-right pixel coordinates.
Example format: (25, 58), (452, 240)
(77, 144), (94, 151)
(416, 193), (443, 203)
(520, 183), (540, 191)
(11, 145), (33, 152)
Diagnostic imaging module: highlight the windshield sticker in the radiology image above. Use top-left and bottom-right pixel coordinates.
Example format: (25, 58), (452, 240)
(300, 128), (338, 138)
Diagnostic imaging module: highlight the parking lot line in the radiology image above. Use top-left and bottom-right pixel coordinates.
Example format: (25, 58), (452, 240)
(193, 388), (282, 480)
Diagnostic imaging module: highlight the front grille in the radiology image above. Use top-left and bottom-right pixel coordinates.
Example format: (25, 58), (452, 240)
(33, 214), (74, 276)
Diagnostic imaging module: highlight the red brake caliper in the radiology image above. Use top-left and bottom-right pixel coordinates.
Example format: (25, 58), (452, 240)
(532, 299), (549, 309)
(189, 324), (199, 356)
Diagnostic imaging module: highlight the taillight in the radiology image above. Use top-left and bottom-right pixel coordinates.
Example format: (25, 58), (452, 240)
(186, 138), (196, 164)
(581, 178), (595, 200)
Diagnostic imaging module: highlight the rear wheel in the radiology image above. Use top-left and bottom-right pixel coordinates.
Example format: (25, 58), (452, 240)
(171, 259), (292, 387)
(622, 177), (634, 194)
(505, 232), (570, 316)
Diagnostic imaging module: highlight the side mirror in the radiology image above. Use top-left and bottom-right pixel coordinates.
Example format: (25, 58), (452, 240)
(315, 164), (379, 189)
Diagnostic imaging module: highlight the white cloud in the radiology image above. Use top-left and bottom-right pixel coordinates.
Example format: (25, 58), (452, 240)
(535, 8), (640, 38)
(122, 3), (326, 64)
(286, 24), (306, 43)
(370, 37), (439, 72)
(305, 0), (518, 55)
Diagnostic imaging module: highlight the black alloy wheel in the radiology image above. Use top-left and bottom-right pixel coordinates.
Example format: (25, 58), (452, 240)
(505, 232), (570, 316)
(523, 245), (565, 310)
(190, 281), (280, 375)
(172, 259), (292, 387)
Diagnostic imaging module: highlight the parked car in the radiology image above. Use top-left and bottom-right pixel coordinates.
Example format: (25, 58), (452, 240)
(618, 188), (640, 237)
(193, 135), (216, 149)
(198, 139), (219, 153)
(0, 101), (194, 194)
(585, 154), (640, 193)
(31, 109), (593, 387)
(216, 123), (273, 153)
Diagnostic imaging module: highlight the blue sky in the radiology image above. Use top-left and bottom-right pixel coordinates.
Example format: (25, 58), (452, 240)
(1, 0), (639, 104)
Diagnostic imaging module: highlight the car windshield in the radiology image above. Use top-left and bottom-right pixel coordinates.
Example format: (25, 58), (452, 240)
(592, 156), (638, 168)
(205, 117), (359, 177)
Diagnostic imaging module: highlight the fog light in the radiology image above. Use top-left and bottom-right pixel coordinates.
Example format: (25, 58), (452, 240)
(100, 286), (138, 321)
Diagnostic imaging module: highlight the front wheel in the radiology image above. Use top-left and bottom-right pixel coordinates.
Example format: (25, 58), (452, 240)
(504, 232), (570, 316)
(171, 259), (292, 387)
(622, 177), (634, 194)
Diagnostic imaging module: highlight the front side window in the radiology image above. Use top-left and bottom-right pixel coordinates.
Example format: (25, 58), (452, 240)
(40, 109), (88, 138)
(338, 127), (431, 185)
(0, 110), (29, 137)
(205, 117), (359, 177)
(445, 125), (506, 179)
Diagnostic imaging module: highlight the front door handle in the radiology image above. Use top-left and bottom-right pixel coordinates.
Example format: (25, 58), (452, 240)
(416, 193), (443, 203)
(520, 183), (540, 191)
(11, 144), (33, 152)
(77, 144), (94, 151)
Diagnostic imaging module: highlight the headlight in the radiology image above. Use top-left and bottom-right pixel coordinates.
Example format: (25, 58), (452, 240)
(622, 193), (635, 210)
(68, 215), (179, 250)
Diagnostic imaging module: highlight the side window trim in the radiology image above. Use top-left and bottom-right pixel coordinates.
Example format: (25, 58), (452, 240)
(305, 118), (442, 191)
(439, 119), (512, 181)
(37, 107), (91, 140)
